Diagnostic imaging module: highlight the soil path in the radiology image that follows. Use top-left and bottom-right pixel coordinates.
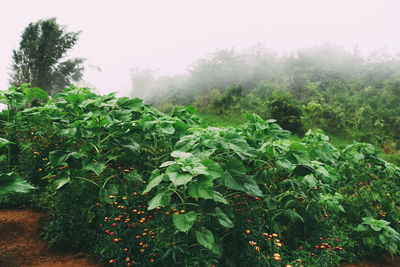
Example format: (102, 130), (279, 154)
(0, 209), (103, 267)
(341, 256), (400, 267)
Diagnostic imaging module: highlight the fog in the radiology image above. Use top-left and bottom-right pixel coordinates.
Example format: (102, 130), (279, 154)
(1, 0), (399, 96)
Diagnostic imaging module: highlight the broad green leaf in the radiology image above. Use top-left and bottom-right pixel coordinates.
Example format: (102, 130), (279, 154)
(195, 229), (214, 249)
(276, 159), (294, 171)
(314, 146), (334, 163)
(10, 93), (27, 108)
(122, 143), (140, 153)
(160, 122), (175, 135)
(65, 93), (85, 104)
(188, 176), (214, 199)
(290, 142), (310, 164)
(315, 166), (329, 178)
(171, 151), (192, 159)
(166, 164), (193, 186)
(83, 162), (106, 176)
(175, 135), (197, 151)
(190, 163), (209, 176)
(0, 173), (35, 195)
(49, 150), (71, 166)
(213, 191), (228, 204)
(221, 137), (253, 159)
(302, 174), (318, 187)
(222, 171), (244, 191)
(378, 233), (389, 244)
(244, 182), (263, 197)
(173, 211), (196, 232)
(355, 224), (368, 232)
(54, 177), (70, 189)
(353, 152), (364, 163)
(370, 225), (382, 232)
(143, 172), (165, 194)
(31, 87), (49, 100)
(201, 159), (224, 179)
(116, 97), (142, 112)
(214, 207), (234, 228)
(338, 205), (345, 212)
(59, 128), (77, 137)
(69, 152), (85, 159)
(385, 242), (398, 255)
(223, 158), (246, 178)
(160, 161), (175, 168)
(0, 137), (13, 148)
(148, 192), (171, 210)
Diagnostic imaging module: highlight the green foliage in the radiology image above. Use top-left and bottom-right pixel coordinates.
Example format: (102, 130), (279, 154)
(10, 18), (84, 95)
(212, 84), (243, 114)
(141, 44), (400, 151)
(0, 172), (35, 195)
(1, 85), (400, 266)
(355, 217), (400, 257)
(266, 90), (304, 134)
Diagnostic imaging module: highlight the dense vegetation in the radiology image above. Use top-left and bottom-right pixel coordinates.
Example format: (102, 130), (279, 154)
(1, 84), (399, 266)
(133, 45), (400, 155)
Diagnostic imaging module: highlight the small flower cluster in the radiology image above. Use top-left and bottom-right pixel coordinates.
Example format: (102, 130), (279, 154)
(100, 189), (162, 266)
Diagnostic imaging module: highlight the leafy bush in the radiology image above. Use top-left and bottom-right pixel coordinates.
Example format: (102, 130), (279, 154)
(1, 85), (399, 266)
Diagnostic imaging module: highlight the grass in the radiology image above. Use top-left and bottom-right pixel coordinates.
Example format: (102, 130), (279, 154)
(328, 134), (354, 149)
(382, 153), (400, 166)
(197, 112), (247, 127)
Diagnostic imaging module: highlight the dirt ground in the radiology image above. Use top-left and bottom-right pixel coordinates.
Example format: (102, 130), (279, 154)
(0, 208), (399, 267)
(0, 209), (102, 267)
(341, 255), (400, 267)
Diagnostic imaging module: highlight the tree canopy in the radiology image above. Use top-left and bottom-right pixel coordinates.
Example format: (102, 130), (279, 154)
(9, 18), (84, 96)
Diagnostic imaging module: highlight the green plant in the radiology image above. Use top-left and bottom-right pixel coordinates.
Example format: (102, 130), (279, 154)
(355, 217), (400, 257)
(1, 84), (400, 266)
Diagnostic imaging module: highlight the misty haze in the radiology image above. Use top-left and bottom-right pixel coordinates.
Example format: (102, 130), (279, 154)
(1, 1), (400, 266)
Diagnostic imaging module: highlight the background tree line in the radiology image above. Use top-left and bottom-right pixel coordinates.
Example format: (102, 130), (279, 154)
(131, 44), (400, 151)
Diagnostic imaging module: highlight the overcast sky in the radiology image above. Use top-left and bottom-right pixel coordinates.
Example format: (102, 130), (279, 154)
(1, 0), (399, 96)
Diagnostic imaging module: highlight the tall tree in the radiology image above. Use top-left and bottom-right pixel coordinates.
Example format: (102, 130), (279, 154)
(9, 18), (84, 95)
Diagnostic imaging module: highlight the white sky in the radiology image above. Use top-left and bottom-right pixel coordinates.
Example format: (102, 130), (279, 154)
(1, 0), (399, 96)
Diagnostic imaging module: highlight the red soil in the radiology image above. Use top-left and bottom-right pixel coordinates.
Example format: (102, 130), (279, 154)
(341, 255), (400, 267)
(0, 209), (103, 267)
